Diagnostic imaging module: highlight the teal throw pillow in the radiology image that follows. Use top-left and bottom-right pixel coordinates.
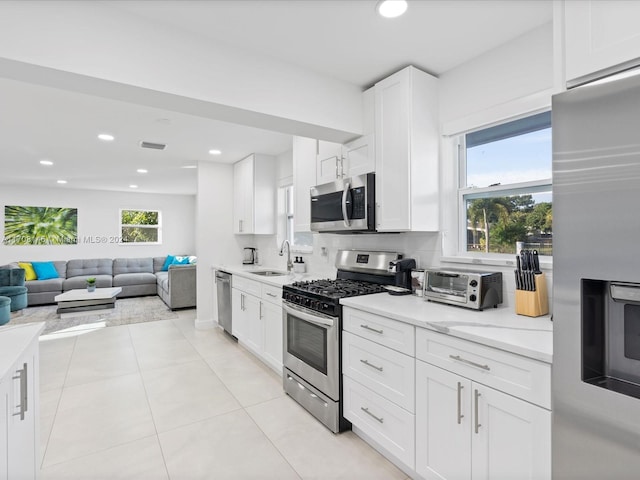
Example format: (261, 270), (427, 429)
(31, 261), (59, 280)
(162, 255), (176, 271)
(173, 256), (190, 265)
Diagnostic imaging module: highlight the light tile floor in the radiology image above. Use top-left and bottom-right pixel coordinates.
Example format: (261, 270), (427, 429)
(39, 311), (409, 479)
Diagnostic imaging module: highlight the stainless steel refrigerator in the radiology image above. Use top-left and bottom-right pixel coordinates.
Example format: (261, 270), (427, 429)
(553, 70), (640, 478)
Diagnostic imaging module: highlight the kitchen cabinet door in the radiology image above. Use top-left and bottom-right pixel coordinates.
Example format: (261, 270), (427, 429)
(5, 339), (39, 480)
(416, 361), (472, 480)
(565, 0), (640, 86)
(233, 155), (254, 234)
(341, 134), (374, 178)
(261, 300), (283, 372)
(472, 384), (551, 480)
(316, 140), (343, 184)
(374, 66), (439, 232)
(243, 294), (263, 356)
(231, 288), (247, 340)
(233, 153), (276, 234)
(0, 381), (7, 480)
(293, 136), (317, 232)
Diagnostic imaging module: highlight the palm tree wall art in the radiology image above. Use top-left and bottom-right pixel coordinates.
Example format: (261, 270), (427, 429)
(3, 205), (78, 245)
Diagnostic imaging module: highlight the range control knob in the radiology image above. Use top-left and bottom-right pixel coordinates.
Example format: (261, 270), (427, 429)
(469, 280), (478, 288)
(469, 294), (477, 302)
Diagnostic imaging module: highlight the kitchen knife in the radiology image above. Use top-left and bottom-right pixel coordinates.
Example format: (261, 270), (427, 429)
(532, 250), (541, 274)
(514, 269), (521, 290)
(516, 256), (522, 290)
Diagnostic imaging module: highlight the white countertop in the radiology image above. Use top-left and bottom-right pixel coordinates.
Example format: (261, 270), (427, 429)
(0, 322), (45, 381)
(213, 264), (326, 288)
(341, 293), (553, 364)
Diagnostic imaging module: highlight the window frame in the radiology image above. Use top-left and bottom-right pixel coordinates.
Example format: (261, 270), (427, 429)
(278, 185), (313, 254)
(119, 208), (162, 245)
(455, 113), (552, 262)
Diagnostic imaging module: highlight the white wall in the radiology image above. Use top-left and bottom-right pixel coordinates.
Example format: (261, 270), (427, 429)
(195, 161), (236, 328)
(0, 185), (195, 265)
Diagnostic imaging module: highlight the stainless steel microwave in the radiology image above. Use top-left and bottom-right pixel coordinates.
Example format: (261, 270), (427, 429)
(310, 173), (375, 233)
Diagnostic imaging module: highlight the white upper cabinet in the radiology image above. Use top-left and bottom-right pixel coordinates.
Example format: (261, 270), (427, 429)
(374, 66), (439, 232)
(292, 136), (317, 233)
(341, 134), (375, 178)
(233, 153), (276, 234)
(316, 140), (343, 184)
(565, 0), (640, 86)
(316, 136), (376, 185)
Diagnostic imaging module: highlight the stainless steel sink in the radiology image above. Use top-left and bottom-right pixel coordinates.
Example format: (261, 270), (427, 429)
(249, 270), (289, 277)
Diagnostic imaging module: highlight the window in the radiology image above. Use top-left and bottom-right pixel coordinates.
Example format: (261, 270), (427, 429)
(281, 185), (313, 251)
(120, 209), (161, 244)
(459, 112), (552, 256)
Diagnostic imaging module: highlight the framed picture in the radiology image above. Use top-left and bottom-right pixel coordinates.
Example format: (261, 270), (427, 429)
(4, 205), (78, 245)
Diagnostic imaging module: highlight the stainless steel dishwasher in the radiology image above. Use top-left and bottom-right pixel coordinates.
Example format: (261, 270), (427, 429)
(215, 270), (233, 336)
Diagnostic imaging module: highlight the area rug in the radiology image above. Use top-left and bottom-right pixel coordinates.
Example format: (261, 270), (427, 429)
(8, 296), (182, 335)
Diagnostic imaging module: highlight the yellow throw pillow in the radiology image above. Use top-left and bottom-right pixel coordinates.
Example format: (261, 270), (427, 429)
(18, 262), (37, 281)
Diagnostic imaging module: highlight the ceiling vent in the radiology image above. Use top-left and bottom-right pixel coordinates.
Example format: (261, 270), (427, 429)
(140, 141), (166, 150)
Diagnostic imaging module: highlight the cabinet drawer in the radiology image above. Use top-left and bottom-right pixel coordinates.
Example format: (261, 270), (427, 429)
(261, 284), (282, 307)
(343, 376), (415, 469)
(343, 307), (415, 355)
(343, 331), (415, 412)
(416, 328), (551, 409)
(233, 275), (262, 297)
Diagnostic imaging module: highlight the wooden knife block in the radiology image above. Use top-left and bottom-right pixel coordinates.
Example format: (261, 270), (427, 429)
(515, 273), (549, 317)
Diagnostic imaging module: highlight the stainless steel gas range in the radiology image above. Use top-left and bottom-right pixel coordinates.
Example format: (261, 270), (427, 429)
(282, 250), (402, 433)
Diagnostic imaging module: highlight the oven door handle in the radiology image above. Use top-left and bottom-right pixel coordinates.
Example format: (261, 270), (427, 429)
(342, 182), (351, 227)
(283, 302), (335, 328)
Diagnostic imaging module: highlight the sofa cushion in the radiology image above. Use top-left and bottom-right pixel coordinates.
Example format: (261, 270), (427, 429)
(66, 258), (113, 277)
(26, 278), (64, 293)
(113, 257), (153, 275)
(113, 272), (156, 287)
(153, 257), (166, 273)
(18, 262), (37, 281)
(63, 274), (113, 291)
(31, 261), (59, 280)
(155, 271), (169, 292)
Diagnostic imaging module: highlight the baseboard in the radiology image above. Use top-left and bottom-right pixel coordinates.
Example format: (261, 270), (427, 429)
(194, 317), (216, 330)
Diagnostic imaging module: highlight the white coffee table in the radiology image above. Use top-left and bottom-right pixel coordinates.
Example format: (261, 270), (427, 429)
(54, 287), (122, 317)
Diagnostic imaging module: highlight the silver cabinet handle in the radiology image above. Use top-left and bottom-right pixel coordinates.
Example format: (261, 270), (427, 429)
(360, 359), (384, 372)
(335, 156), (340, 179)
(361, 406), (384, 424)
(266, 292), (278, 298)
(241, 293), (245, 311)
(449, 354), (491, 371)
(457, 382), (464, 424)
(360, 324), (384, 335)
(474, 389), (481, 434)
(12, 362), (28, 421)
(239, 219), (243, 233)
(259, 301), (263, 319)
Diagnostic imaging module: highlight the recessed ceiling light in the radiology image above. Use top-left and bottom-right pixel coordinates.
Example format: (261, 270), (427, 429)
(57, 180), (67, 184)
(181, 165), (197, 169)
(208, 149), (222, 155)
(377, 0), (408, 18)
(40, 160), (53, 166)
(98, 133), (115, 141)
(129, 184), (138, 189)
(137, 169), (148, 174)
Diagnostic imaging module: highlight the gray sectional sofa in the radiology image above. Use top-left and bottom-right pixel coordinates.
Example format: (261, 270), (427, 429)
(20, 256), (196, 310)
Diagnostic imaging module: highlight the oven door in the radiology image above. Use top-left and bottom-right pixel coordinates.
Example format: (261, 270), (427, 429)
(282, 301), (339, 400)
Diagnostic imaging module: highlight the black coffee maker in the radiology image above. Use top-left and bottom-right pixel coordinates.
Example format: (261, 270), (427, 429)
(388, 258), (416, 295)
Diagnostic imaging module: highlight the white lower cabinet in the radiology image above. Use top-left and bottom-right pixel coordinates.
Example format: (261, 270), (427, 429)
(342, 307), (415, 471)
(1, 325), (41, 480)
(343, 376), (415, 468)
(231, 276), (282, 373)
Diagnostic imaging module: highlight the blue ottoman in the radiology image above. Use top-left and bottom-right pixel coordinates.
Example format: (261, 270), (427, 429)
(0, 296), (10, 325)
(0, 286), (28, 312)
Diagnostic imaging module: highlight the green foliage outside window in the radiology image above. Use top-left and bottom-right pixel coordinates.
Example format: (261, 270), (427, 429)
(466, 196), (552, 255)
(120, 210), (160, 243)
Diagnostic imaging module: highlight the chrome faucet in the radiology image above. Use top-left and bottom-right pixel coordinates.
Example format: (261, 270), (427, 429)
(279, 240), (293, 272)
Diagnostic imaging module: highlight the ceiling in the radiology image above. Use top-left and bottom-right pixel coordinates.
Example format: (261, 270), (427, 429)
(0, 0), (553, 195)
